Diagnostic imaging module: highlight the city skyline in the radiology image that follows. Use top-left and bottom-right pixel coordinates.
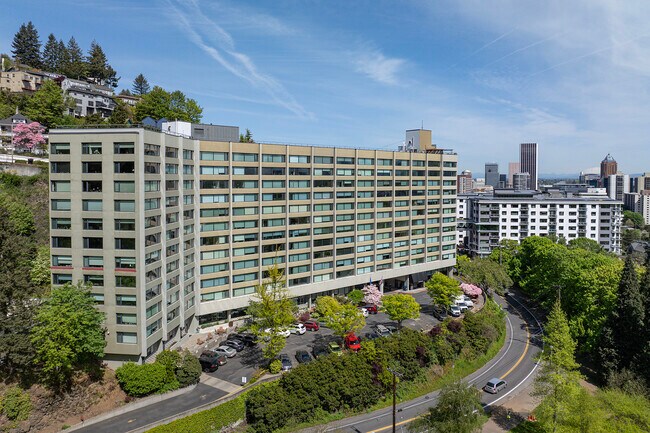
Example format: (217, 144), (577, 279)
(2, 1), (650, 175)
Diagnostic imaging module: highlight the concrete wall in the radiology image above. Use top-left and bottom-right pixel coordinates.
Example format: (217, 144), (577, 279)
(0, 163), (43, 176)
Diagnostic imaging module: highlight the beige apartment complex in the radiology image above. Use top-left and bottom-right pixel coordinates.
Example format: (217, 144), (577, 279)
(49, 126), (458, 364)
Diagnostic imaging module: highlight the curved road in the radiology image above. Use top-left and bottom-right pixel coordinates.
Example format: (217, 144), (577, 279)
(301, 293), (544, 433)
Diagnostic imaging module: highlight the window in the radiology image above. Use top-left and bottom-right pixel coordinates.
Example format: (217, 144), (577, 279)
(314, 156), (333, 164)
(262, 154), (285, 162)
(52, 237), (72, 248)
(290, 192), (310, 200)
(262, 167), (285, 175)
(233, 259), (258, 270)
(114, 142), (135, 154)
(232, 180), (258, 189)
(82, 161), (102, 173)
(200, 166), (228, 175)
(52, 274), (72, 284)
(232, 153), (258, 162)
(114, 161), (135, 173)
(116, 313), (137, 325)
(51, 218), (71, 230)
(200, 151), (228, 161)
(83, 256), (104, 268)
(82, 142), (102, 154)
(263, 205), (285, 214)
(358, 158), (374, 165)
(81, 218), (102, 230)
(289, 155), (310, 163)
(336, 168), (355, 176)
(115, 257), (136, 269)
(263, 192), (285, 201)
(50, 143), (70, 154)
(115, 238), (135, 250)
(51, 161), (70, 173)
(233, 272), (258, 283)
(115, 275), (136, 287)
(51, 199), (71, 211)
(115, 200), (135, 212)
(113, 181), (135, 193)
(262, 180), (285, 188)
(82, 199), (103, 212)
(314, 168), (333, 176)
(289, 167), (310, 176)
(233, 194), (258, 202)
(82, 180), (102, 192)
(83, 237), (103, 249)
(233, 166), (258, 175)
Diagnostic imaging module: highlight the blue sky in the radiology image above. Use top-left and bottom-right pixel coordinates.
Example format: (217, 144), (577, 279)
(2, 0), (650, 176)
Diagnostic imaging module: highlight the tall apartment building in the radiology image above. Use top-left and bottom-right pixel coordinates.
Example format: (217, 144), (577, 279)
(507, 162), (520, 188)
(49, 126), (458, 364)
(606, 173), (629, 201)
(624, 191), (650, 225)
(457, 169), (473, 194)
(49, 127), (200, 365)
(519, 143), (538, 190)
(632, 172), (650, 193)
(464, 190), (622, 257)
(512, 172), (530, 191)
(485, 163), (499, 188)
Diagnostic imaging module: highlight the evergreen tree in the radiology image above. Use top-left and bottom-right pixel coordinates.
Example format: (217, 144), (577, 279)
(62, 37), (86, 79)
(57, 39), (68, 73)
(108, 100), (132, 125)
(599, 255), (645, 380)
(633, 250), (650, 387)
(533, 299), (582, 432)
(132, 73), (150, 95)
(42, 33), (61, 72)
(86, 41), (118, 87)
(11, 22), (42, 68)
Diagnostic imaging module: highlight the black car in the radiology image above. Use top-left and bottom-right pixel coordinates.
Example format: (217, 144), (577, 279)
(228, 333), (257, 347)
(198, 354), (221, 372)
(201, 351), (227, 366)
(364, 332), (380, 341)
(312, 345), (330, 359)
(279, 353), (292, 371)
(295, 350), (312, 364)
(432, 306), (448, 321)
(223, 338), (245, 352)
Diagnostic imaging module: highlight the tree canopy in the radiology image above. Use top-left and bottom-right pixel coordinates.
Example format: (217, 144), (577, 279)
(24, 80), (72, 128)
(425, 272), (461, 307)
(86, 40), (118, 87)
(134, 86), (203, 123)
(31, 282), (106, 390)
(132, 73), (150, 96)
(316, 296), (365, 337)
(381, 293), (421, 329)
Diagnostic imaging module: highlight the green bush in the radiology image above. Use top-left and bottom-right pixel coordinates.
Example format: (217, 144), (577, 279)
(115, 362), (168, 397)
(146, 394), (246, 433)
(0, 387), (32, 421)
(156, 350), (181, 386)
(176, 350), (201, 387)
(268, 359), (282, 374)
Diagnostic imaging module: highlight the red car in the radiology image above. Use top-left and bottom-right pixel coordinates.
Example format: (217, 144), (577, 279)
(364, 305), (378, 314)
(303, 320), (320, 331)
(344, 333), (361, 351)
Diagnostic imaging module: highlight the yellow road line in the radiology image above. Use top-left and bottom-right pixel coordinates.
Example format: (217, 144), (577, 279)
(370, 319), (531, 432)
(501, 323), (529, 379)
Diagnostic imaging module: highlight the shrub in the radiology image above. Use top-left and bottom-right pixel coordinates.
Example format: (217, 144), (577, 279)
(147, 394), (246, 433)
(176, 350), (201, 387)
(156, 350), (181, 387)
(0, 387), (32, 421)
(116, 362), (168, 397)
(268, 359), (282, 374)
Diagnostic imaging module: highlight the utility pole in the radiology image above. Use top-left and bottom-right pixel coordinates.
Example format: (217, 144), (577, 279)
(387, 367), (403, 433)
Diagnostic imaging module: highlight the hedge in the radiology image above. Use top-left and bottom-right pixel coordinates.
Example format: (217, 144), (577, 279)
(145, 394), (246, 433)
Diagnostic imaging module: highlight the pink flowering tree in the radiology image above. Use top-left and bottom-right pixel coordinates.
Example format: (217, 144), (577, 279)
(461, 283), (482, 297)
(13, 122), (46, 152)
(362, 283), (382, 306)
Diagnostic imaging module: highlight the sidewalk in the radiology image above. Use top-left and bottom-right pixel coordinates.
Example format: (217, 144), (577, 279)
(483, 385), (539, 432)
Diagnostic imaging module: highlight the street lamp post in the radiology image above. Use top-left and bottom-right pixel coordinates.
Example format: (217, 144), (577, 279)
(387, 367), (403, 433)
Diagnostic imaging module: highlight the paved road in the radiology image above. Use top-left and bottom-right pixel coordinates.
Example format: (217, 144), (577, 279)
(299, 293), (543, 433)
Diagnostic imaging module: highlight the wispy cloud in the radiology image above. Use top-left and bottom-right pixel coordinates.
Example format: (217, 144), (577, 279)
(164, 0), (312, 119)
(353, 49), (406, 85)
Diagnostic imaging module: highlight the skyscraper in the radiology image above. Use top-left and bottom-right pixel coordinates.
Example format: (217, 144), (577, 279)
(484, 163), (499, 188)
(457, 169), (473, 194)
(519, 143), (538, 190)
(508, 162), (520, 188)
(600, 154), (617, 187)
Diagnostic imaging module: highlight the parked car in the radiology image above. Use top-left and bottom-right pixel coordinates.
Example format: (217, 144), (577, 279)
(328, 341), (343, 355)
(265, 327), (291, 338)
(364, 305), (378, 314)
(303, 320), (320, 331)
(223, 339), (245, 352)
(312, 345), (329, 359)
(295, 350), (313, 364)
(279, 353), (292, 371)
(364, 331), (380, 341)
(198, 353), (221, 372)
(432, 306), (448, 321)
(457, 302), (469, 313)
(358, 307), (369, 317)
(229, 333), (257, 346)
(201, 352), (228, 366)
(214, 345), (237, 358)
(484, 378), (507, 394)
(375, 324), (392, 337)
(344, 333), (362, 351)
(290, 323), (306, 335)
(449, 305), (462, 317)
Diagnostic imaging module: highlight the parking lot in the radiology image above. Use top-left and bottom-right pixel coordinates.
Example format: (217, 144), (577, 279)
(201, 290), (452, 386)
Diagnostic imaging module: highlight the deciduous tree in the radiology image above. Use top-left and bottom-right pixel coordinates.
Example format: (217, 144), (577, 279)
(31, 282), (106, 390)
(12, 122), (46, 151)
(362, 283), (382, 305)
(316, 296), (365, 337)
(381, 293), (420, 329)
(410, 379), (485, 433)
(425, 272), (461, 308)
(347, 289), (364, 305)
(134, 86), (202, 123)
(247, 265), (296, 360)
(24, 80), (71, 128)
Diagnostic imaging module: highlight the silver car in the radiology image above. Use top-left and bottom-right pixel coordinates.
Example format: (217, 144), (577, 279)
(484, 378), (507, 394)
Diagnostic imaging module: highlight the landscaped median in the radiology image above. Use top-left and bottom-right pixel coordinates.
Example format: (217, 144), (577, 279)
(144, 299), (506, 433)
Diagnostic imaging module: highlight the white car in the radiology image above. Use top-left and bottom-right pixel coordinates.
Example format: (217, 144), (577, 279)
(359, 307), (369, 317)
(265, 328), (291, 338)
(449, 305), (462, 317)
(290, 323), (306, 335)
(215, 345), (236, 358)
